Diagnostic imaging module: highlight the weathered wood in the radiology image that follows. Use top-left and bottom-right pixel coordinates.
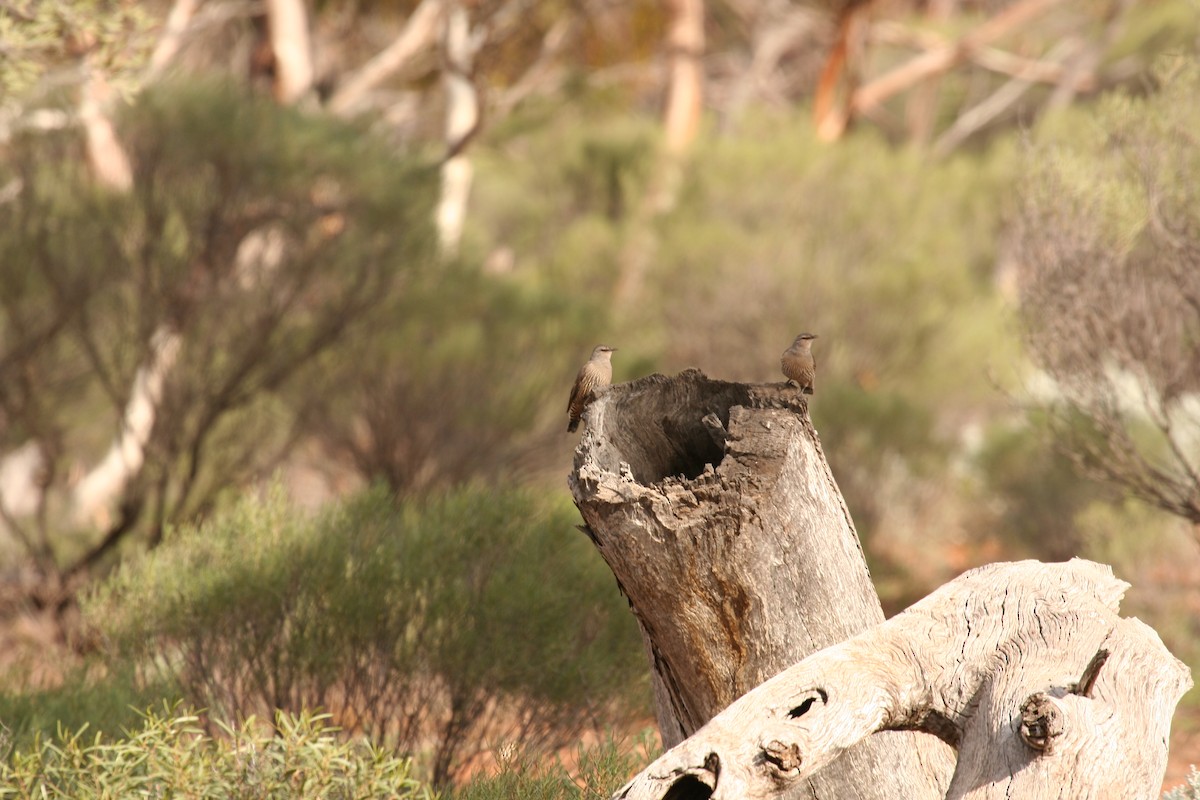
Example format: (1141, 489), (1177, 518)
(569, 369), (955, 798)
(614, 558), (1192, 799)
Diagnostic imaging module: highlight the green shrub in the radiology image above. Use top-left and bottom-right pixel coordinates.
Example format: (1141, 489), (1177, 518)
(0, 666), (178, 753)
(971, 416), (1109, 560)
(310, 260), (607, 495)
(653, 117), (1016, 402)
(1164, 768), (1200, 800)
(1014, 57), (1200, 527)
(0, 704), (430, 800)
(449, 730), (658, 800)
(86, 484), (649, 786)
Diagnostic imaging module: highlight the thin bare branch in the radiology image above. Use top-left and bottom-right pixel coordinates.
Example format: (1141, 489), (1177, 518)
(932, 38), (1080, 157)
(145, 0), (203, 80)
(327, 0), (443, 116)
(851, 0), (1065, 115)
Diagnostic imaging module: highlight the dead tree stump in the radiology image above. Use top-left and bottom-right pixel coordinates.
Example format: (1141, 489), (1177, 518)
(568, 369), (956, 798)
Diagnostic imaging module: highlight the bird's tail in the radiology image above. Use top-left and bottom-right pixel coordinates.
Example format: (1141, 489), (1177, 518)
(568, 418), (580, 433)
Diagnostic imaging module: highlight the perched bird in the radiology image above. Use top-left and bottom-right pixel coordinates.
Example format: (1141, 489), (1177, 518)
(567, 345), (616, 432)
(781, 333), (818, 394)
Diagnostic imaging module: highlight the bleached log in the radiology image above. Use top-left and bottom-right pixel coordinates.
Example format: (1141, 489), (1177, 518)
(615, 559), (1192, 800)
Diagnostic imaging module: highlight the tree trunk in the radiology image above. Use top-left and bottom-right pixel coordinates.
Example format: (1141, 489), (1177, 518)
(79, 66), (133, 191)
(569, 370), (955, 798)
(612, 0), (703, 308)
(662, 0), (705, 155)
(615, 559), (1192, 799)
(327, 0), (443, 117)
(72, 328), (181, 527)
(146, 0), (202, 80)
(264, 0), (314, 105)
(435, 1), (478, 256)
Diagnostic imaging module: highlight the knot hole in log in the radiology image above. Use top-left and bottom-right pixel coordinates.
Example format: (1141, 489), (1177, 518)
(661, 776), (713, 800)
(660, 752), (720, 800)
(583, 370), (809, 485)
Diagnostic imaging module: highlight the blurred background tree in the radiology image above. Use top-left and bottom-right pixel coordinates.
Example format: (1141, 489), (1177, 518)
(0, 0), (1198, 795)
(0, 81), (439, 602)
(0, 1), (149, 99)
(1015, 58), (1200, 528)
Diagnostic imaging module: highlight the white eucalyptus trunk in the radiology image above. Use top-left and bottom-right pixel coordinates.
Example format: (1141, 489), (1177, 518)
(328, 0), (444, 116)
(435, 2), (478, 255)
(264, 0), (314, 104)
(72, 329), (181, 526)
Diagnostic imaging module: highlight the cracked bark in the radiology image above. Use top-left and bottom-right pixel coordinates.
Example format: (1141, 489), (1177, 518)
(568, 369), (955, 799)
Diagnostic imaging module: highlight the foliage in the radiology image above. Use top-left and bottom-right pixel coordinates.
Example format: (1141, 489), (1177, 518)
(0, 665), (178, 752)
(0, 80), (438, 571)
(472, 112), (657, 294)
(0, 703), (430, 800)
(1076, 499), (1200, 712)
(971, 415), (1109, 561)
(653, 118), (1016, 403)
(475, 104), (1017, 576)
(85, 484), (648, 786)
(450, 731), (658, 800)
(0, 0), (150, 99)
(310, 259), (606, 495)
(815, 384), (946, 562)
(477, 109), (1017, 390)
(1165, 768), (1200, 800)
(1015, 56), (1200, 526)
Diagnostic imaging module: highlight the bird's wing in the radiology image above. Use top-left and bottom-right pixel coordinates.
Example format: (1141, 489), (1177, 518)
(568, 369), (593, 412)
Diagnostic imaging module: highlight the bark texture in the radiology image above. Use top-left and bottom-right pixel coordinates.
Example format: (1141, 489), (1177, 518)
(615, 559), (1192, 800)
(569, 369), (955, 799)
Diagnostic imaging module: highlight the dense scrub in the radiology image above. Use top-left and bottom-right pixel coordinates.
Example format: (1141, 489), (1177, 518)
(0, 705), (430, 800)
(449, 731), (658, 800)
(85, 485), (648, 786)
(1165, 770), (1200, 800)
